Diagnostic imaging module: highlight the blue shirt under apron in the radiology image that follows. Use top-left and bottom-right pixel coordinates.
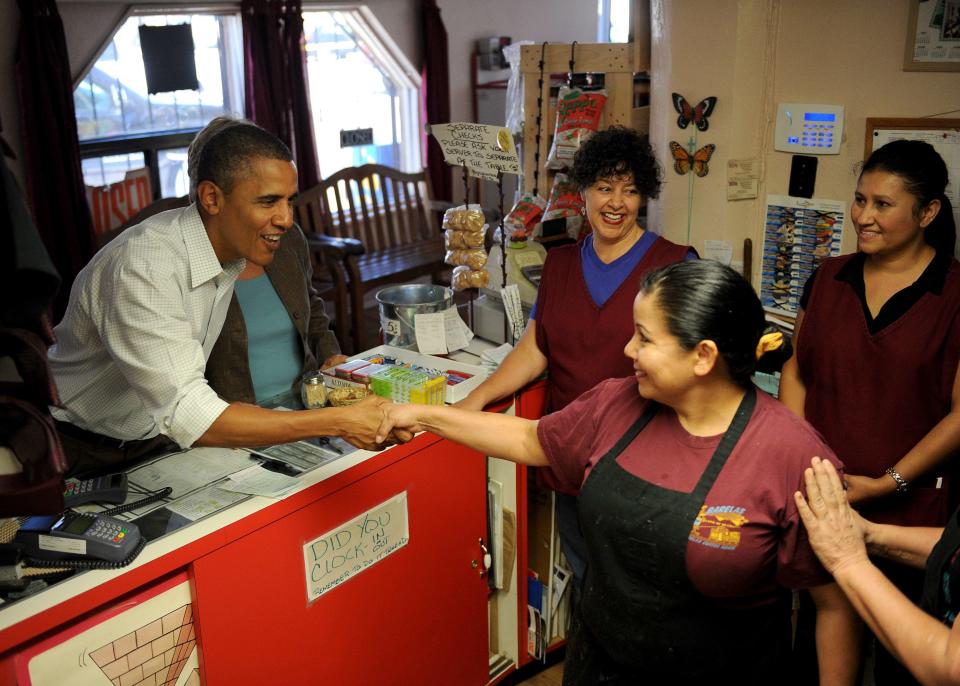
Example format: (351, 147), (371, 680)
(233, 274), (302, 405)
(532, 231), (695, 318)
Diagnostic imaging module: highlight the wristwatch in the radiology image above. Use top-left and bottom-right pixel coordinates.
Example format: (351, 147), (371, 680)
(885, 467), (910, 494)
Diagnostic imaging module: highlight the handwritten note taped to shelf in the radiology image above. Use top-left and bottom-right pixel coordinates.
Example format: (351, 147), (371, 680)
(303, 492), (409, 602)
(430, 123), (521, 177)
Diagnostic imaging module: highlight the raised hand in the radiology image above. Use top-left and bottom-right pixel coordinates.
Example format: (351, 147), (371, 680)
(794, 457), (869, 576)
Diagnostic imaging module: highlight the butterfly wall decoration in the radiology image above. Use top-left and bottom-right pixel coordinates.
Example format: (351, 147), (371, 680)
(669, 142), (716, 177)
(671, 93), (717, 131)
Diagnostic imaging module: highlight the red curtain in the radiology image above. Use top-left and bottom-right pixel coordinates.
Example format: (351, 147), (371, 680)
(420, 0), (452, 203)
(14, 0), (96, 319)
(241, 0), (320, 190)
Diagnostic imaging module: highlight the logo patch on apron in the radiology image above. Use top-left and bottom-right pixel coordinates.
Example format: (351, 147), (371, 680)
(688, 505), (748, 550)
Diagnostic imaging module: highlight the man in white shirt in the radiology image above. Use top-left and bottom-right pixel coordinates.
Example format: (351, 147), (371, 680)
(50, 124), (398, 475)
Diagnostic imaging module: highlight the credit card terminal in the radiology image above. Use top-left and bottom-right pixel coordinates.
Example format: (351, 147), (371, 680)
(63, 473), (128, 508)
(15, 511), (141, 563)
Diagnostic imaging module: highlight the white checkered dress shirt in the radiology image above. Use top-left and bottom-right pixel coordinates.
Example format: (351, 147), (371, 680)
(50, 205), (244, 448)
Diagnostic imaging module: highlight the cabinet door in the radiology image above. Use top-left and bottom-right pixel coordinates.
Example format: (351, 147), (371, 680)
(192, 438), (489, 686)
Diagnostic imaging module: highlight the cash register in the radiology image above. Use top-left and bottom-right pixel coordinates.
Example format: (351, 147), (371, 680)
(473, 239), (546, 344)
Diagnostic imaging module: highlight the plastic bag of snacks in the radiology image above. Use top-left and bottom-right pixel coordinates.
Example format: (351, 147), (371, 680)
(542, 173), (584, 237)
(442, 204), (486, 232)
(451, 264), (490, 291)
(444, 248), (488, 271)
(443, 204), (487, 248)
(503, 193), (546, 242)
(444, 228), (485, 249)
(546, 86), (607, 170)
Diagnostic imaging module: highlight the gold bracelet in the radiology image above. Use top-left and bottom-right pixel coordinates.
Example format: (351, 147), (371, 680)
(885, 467), (910, 494)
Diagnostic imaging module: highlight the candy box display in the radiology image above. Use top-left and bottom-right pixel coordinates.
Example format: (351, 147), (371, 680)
(322, 345), (487, 404)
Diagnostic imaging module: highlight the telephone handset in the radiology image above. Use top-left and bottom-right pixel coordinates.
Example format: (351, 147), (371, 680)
(15, 511), (142, 565)
(64, 473), (128, 508)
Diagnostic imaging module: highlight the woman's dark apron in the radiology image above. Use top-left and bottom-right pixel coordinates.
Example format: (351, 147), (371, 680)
(922, 506), (960, 626)
(565, 388), (792, 684)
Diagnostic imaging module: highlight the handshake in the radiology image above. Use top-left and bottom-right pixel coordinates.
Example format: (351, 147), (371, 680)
(339, 395), (421, 451)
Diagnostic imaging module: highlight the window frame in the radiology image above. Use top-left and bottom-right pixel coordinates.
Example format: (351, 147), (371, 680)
(301, 3), (422, 173)
(74, 6), (243, 198)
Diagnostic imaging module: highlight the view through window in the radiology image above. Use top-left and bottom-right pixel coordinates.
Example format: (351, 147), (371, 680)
(74, 6), (420, 203)
(74, 12), (243, 197)
(302, 8), (420, 176)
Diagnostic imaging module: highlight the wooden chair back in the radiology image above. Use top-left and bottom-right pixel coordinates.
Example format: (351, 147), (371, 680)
(313, 164), (438, 249)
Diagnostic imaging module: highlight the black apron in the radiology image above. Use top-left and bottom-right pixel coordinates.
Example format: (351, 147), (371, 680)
(566, 388), (792, 685)
(921, 506), (960, 625)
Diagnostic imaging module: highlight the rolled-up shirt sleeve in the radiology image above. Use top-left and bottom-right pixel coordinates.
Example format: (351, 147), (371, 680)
(99, 254), (229, 448)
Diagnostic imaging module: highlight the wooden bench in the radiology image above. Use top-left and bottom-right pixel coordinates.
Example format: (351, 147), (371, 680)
(294, 164), (449, 353)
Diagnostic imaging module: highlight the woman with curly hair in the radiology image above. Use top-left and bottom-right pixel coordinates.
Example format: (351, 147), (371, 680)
(457, 126), (695, 587)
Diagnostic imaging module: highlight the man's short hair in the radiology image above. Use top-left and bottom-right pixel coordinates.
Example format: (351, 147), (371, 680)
(195, 123), (294, 195)
(187, 115), (249, 200)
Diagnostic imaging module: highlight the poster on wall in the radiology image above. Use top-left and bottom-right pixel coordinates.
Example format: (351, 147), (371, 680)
(905, 0), (960, 70)
(759, 195), (845, 317)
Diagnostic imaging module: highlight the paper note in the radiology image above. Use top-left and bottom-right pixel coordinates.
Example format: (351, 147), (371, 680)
(220, 464), (300, 498)
(414, 311), (448, 354)
(303, 492), (410, 602)
(126, 447), (251, 498)
(443, 308), (472, 352)
(727, 158), (759, 200)
(501, 284), (524, 343)
(703, 239), (733, 265)
(430, 123), (521, 178)
(167, 484), (247, 521)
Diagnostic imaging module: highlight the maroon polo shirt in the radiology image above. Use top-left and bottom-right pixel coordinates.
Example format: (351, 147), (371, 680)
(538, 377), (838, 605)
(797, 252), (960, 526)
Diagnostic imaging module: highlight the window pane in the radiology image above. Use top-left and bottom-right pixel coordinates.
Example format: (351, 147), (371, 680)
(81, 153), (146, 188)
(303, 10), (408, 174)
(158, 148), (190, 198)
(610, 0), (630, 43)
(74, 14), (242, 141)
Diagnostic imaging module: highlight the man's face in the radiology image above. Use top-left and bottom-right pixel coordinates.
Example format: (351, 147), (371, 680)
(204, 157), (298, 266)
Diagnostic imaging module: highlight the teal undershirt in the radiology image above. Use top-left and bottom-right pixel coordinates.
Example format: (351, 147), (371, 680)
(233, 274), (302, 404)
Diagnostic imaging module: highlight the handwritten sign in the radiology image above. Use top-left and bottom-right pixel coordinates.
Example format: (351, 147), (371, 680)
(85, 167), (152, 235)
(303, 492), (409, 602)
(430, 123), (521, 178)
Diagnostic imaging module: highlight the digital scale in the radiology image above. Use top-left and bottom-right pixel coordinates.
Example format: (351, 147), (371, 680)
(473, 240), (546, 344)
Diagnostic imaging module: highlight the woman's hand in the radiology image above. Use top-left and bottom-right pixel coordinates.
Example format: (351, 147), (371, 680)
(376, 403), (425, 444)
(844, 474), (895, 505)
(795, 457), (870, 576)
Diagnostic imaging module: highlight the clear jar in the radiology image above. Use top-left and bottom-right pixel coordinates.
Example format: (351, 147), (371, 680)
(300, 370), (327, 409)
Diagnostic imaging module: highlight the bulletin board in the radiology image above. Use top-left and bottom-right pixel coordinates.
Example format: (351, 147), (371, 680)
(865, 118), (960, 254)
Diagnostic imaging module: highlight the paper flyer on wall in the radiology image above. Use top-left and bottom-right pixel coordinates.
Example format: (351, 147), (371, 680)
(760, 195), (845, 316)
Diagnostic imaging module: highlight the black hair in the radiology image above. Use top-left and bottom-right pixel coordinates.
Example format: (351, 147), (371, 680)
(187, 116), (252, 199)
(569, 126), (662, 199)
(195, 123), (293, 195)
(639, 260), (765, 387)
(861, 139), (955, 256)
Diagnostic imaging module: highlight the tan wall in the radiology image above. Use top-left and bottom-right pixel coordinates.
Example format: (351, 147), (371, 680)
(649, 0), (960, 278)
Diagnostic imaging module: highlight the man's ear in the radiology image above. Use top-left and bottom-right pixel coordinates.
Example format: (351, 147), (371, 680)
(196, 180), (223, 216)
(693, 339), (719, 377)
